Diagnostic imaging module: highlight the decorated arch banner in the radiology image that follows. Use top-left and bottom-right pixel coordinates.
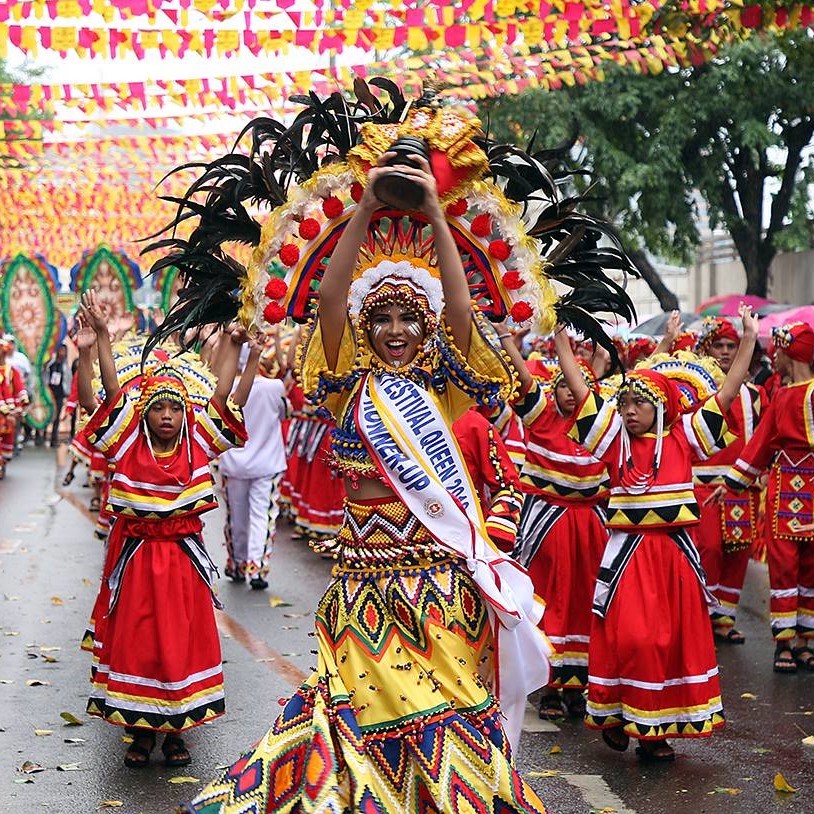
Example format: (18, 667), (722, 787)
(0, 252), (65, 430)
(69, 243), (143, 323)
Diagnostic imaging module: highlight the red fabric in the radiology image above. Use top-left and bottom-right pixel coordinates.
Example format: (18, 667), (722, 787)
(525, 504), (606, 689)
(779, 322), (814, 363)
(586, 530), (723, 739)
(89, 530), (224, 731)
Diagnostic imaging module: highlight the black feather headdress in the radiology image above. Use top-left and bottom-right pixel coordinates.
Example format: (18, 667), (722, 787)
(142, 77), (638, 364)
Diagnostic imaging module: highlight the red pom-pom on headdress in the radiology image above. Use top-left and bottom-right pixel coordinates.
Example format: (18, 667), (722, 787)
(489, 239), (511, 262)
(263, 302), (286, 324)
(279, 244), (300, 267)
(471, 214), (493, 237)
(322, 196), (344, 219)
(446, 199), (468, 217)
(298, 218), (320, 240)
(350, 183), (364, 203)
(511, 301), (533, 323)
(502, 271), (523, 290)
(264, 277), (288, 300)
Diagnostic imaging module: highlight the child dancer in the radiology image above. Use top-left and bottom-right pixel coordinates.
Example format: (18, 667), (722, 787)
(556, 304), (758, 761)
(78, 291), (249, 768)
(500, 328), (610, 720)
(722, 321), (814, 673)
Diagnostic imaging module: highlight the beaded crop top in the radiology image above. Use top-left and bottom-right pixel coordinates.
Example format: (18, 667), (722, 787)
(298, 313), (518, 489)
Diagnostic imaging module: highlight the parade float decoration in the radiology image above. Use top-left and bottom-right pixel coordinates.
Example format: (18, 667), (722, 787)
(69, 244), (143, 326)
(0, 252), (65, 430)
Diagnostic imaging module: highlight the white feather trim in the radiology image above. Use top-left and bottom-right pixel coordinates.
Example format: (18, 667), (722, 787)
(348, 260), (445, 319)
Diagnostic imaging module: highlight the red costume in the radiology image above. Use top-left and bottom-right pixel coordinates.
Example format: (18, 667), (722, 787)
(514, 378), (609, 691)
(452, 408), (524, 552)
(280, 383), (345, 539)
(84, 385), (246, 731)
(694, 383), (767, 634)
(725, 378), (814, 642)
(569, 370), (729, 741)
(0, 360), (25, 465)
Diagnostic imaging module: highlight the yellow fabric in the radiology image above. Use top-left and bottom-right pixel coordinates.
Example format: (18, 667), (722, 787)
(299, 314), (514, 424)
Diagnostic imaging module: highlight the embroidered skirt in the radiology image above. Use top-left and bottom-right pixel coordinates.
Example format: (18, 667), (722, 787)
(180, 496), (548, 814)
(86, 516), (225, 732)
(585, 529), (724, 740)
(517, 496), (607, 689)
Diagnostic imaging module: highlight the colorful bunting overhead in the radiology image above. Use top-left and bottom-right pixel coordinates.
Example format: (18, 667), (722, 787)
(2, 0), (810, 271)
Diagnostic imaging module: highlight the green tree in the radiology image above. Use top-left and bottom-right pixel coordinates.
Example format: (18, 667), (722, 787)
(480, 31), (814, 305)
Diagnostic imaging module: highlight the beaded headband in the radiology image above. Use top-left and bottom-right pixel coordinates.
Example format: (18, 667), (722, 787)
(696, 316), (739, 355)
(136, 375), (189, 416)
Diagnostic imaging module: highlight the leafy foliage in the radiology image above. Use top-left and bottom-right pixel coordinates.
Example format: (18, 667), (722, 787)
(479, 31), (814, 297)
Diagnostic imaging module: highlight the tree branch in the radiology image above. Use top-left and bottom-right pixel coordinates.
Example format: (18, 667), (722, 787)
(628, 249), (680, 312)
(767, 119), (814, 239)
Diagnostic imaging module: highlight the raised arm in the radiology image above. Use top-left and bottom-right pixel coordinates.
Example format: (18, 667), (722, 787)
(406, 155), (472, 355)
(211, 325), (248, 409)
(494, 321), (532, 392)
(716, 304), (759, 413)
(652, 310), (682, 356)
(74, 313), (99, 414)
(79, 290), (119, 406)
(232, 336), (263, 408)
(317, 163), (390, 370)
(554, 326), (590, 404)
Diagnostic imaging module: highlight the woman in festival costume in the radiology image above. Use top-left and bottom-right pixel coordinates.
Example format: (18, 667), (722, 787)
(141, 78), (637, 812)
(498, 326), (611, 722)
(0, 336), (27, 479)
(77, 290), (250, 769)
(556, 303), (759, 762)
(720, 321), (814, 673)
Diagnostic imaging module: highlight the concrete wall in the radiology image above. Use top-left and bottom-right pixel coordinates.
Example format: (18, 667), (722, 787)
(769, 249), (814, 304)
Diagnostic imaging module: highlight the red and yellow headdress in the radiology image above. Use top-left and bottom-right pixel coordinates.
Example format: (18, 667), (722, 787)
(696, 317), (740, 355)
(144, 77), (637, 366)
(135, 374), (189, 416)
(772, 321), (814, 363)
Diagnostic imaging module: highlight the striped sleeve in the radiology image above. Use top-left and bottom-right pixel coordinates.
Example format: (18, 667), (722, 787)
(83, 391), (139, 461)
(723, 399), (779, 491)
(194, 397), (248, 460)
(566, 391), (621, 461)
(513, 379), (548, 428)
(683, 394), (733, 462)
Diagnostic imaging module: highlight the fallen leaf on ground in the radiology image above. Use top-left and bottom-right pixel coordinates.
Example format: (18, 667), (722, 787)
(712, 787), (742, 795)
(60, 712), (84, 726)
(740, 692), (758, 699)
(0, 679), (14, 684)
(802, 735), (814, 747)
(268, 596), (291, 608)
(774, 772), (798, 793)
(82, 579), (94, 586)
(14, 778), (34, 784)
(50, 597), (64, 605)
(168, 776), (201, 784)
(40, 646), (61, 652)
(255, 657), (276, 663)
(4, 630), (20, 636)
(549, 745), (561, 754)
(752, 747), (772, 754)
(34, 729), (53, 736)
(41, 655), (58, 663)
(281, 652), (301, 657)
(18, 761), (46, 774)
(26, 679), (50, 686)
(64, 738), (86, 744)
(57, 763), (82, 771)
(527, 770), (560, 778)
(98, 802), (124, 809)
(283, 612), (308, 619)
(281, 625), (299, 630)
(4, 594), (20, 601)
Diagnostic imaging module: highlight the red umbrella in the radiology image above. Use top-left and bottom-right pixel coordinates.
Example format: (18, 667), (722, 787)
(718, 294), (775, 316)
(758, 305), (814, 339)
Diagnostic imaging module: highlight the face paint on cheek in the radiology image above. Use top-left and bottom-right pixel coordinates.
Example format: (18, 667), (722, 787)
(405, 321), (423, 338)
(370, 323), (386, 341)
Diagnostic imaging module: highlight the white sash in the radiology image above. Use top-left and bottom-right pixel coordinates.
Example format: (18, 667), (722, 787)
(356, 372), (551, 750)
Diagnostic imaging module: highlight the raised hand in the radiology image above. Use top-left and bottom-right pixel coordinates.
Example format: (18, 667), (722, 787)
(663, 310), (684, 345)
(80, 290), (107, 335)
(74, 313), (97, 351)
(739, 303), (759, 339)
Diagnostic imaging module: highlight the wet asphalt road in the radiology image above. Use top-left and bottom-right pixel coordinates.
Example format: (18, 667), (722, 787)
(0, 448), (811, 814)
